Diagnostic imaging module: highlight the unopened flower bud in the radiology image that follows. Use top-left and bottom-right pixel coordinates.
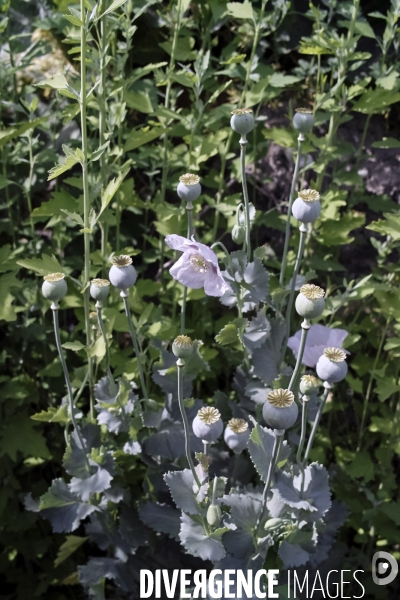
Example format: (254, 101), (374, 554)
(172, 335), (193, 360)
(109, 255), (137, 289)
(192, 407), (223, 443)
(206, 503), (222, 527)
(316, 348), (348, 383)
(231, 224), (246, 245)
(42, 273), (67, 301)
(293, 108), (314, 134)
(262, 389), (298, 430)
(230, 108), (254, 136)
(295, 284), (325, 319)
(89, 311), (98, 328)
(264, 518), (283, 531)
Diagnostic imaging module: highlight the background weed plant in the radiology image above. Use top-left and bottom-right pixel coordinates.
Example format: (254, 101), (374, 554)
(1, 0), (400, 598)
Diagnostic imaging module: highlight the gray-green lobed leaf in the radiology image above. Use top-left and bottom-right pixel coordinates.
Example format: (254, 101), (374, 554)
(247, 423), (291, 483)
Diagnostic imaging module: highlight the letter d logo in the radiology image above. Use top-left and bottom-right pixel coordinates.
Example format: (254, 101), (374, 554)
(372, 551), (398, 586)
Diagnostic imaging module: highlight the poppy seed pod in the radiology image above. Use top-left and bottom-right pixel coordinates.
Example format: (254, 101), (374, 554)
(224, 418), (250, 454)
(172, 335), (193, 360)
(316, 347), (348, 383)
(42, 273), (67, 301)
(293, 108), (314, 134)
(192, 407), (223, 443)
(295, 284), (325, 319)
(231, 224), (246, 245)
(177, 173), (201, 203)
(109, 255), (137, 290)
(90, 278), (111, 301)
(206, 503), (222, 527)
(292, 189), (321, 224)
(299, 374), (320, 396)
(230, 107), (255, 136)
(262, 389), (298, 430)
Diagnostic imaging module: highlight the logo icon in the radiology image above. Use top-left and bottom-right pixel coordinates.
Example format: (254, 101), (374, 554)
(372, 551), (398, 586)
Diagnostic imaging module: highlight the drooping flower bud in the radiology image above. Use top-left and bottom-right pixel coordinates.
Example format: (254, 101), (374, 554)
(90, 278), (111, 301)
(230, 107), (255, 136)
(42, 272), (67, 301)
(295, 284), (325, 319)
(192, 407), (223, 443)
(316, 347), (348, 383)
(206, 503), (222, 527)
(109, 255), (137, 290)
(177, 173), (201, 203)
(231, 224), (246, 245)
(299, 374), (320, 396)
(224, 418), (250, 454)
(262, 389), (298, 430)
(292, 189), (321, 224)
(293, 108), (314, 134)
(172, 335), (193, 360)
(264, 518), (284, 531)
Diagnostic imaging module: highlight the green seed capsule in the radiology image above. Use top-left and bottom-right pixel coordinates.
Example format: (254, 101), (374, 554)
(42, 273), (67, 301)
(172, 335), (193, 360)
(207, 504), (222, 527)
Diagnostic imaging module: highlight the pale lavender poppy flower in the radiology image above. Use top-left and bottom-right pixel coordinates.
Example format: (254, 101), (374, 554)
(165, 234), (229, 297)
(288, 324), (349, 368)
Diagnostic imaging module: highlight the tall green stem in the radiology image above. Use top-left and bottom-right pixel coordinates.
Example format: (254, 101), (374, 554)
(181, 203), (193, 333)
(288, 320), (310, 392)
(212, 0), (267, 240)
(159, 0), (183, 285)
(121, 292), (148, 400)
(279, 134), (304, 286)
(296, 395), (309, 492)
(357, 318), (390, 451)
(177, 359), (201, 490)
(2, 149), (16, 248)
(255, 432), (283, 536)
(280, 223), (308, 364)
(303, 383), (332, 465)
(80, 0), (94, 416)
(26, 128), (35, 237)
(99, 3), (108, 261)
(239, 136), (252, 261)
(96, 303), (116, 394)
(52, 303), (90, 470)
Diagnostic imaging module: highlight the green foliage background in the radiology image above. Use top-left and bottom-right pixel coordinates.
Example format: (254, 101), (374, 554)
(0, 0), (400, 597)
